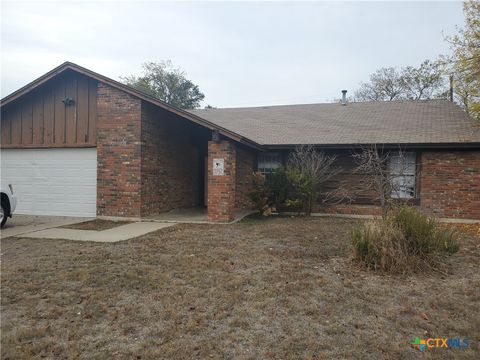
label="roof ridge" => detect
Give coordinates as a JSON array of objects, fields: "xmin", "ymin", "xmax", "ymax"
[{"xmin": 191, "ymin": 98, "xmax": 453, "ymax": 112}]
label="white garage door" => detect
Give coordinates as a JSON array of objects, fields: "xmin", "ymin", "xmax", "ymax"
[{"xmin": 0, "ymin": 148, "xmax": 97, "ymax": 217}]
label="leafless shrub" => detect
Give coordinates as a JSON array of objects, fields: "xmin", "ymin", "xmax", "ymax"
[
  {"xmin": 286, "ymin": 145, "xmax": 349, "ymax": 214},
  {"xmin": 352, "ymin": 145, "xmax": 410, "ymax": 215}
]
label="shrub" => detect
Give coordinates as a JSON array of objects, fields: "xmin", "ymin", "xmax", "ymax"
[
  {"xmin": 351, "ymin": 221, "xmax": 408, "ymax": 272},
  {"xmin": 286, "ymin": 146, "xmax": 341, "ymax": 215},
  {"xmin": 389, "ymin": 207, "xmax": 459, "ymax": 255},
  {"xmin": 249, "ymin": 146, "xmax": 345, "ymax": 216},
  {"xmin": 352, "ymin": 206, "xmax": 459, "ymax": 273},
  {"xmin": 249, "ymin": 169, "xmax": 290, "ymax": 216},
  {"xmin": 250, "ymin": 172, "xmax": 273, "ymax": 216},
  {"xmin": 268, "ymin": 167, "xmax": 290, "ymax": 209}
]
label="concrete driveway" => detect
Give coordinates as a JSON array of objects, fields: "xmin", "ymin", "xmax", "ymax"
[
  {"xmin": 1, "ymin": 215, "xmax": 175, "ymax": 242},
  {"xmin": 0, "ymin": 215, "xmax": 89, "ymax": 239}
]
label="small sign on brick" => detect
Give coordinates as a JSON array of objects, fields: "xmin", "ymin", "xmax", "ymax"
[{"xmin": 213, "ymin": 158, "xmax": 225, "ymax": 176}]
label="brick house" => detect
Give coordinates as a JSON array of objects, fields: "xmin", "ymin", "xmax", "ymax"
[{"xmin": 1, "ymin": 62, "xmax": 479, "ymax": 221}]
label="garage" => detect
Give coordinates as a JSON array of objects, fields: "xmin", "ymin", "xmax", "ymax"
[
  {"xmin": 0, "ymin": 69, "xmax": 99, "ymax": 217},
  {"xmin": 1, "ymin": 148, "xmax": 97, "ymax": 217}
]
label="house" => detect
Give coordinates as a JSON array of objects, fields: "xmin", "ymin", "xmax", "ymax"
[{"xmin": 1, "ymin": 62, "xmax": 479, "ymax": 221}]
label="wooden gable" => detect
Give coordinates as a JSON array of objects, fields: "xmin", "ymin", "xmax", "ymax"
[{"xmin": 1, "ymin": 69, "xmax": 97, "ymax": 148}]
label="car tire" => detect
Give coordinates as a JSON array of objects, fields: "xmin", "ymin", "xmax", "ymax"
[{"xmin": 1, "ymin": 202, "xmax": 7, "ymax": 228}]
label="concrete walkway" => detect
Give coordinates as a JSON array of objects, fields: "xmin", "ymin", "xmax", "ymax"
[
  {"xmin": 1, "ymin": 215, "xmax": 91, "ymax": 239},
  {"xmin": 19, "ymin": 222, "xmax": 174, "ymax": 242}
]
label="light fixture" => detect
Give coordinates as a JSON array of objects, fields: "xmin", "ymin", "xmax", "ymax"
[{"xmin": 62, "ymin": 97, "xmax": 75, "ymax": 106}]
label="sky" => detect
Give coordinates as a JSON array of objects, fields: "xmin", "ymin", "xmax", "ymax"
[{"xmin": 1, "ymin": 0, "xmax": 466, "ymax": 108}]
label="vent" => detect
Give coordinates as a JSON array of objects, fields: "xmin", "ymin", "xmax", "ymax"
[{"xmin": 341, "ymin": 90, "xmax": 347, "ymax": 105}]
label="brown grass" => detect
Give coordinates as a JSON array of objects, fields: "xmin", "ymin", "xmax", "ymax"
[
  {"xmin": 60, "ymin": 219, "xmax": 131, "ymax": 231},
  {"xmin": 1, "ymin": 217, "xmax": 479, "ymax": 359}
]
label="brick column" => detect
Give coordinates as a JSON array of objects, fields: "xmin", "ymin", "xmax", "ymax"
[
  {"xmin": 96, "ymin": 82, "xmax": 142, "ymax": 218},
  {"xmin": 207, "ymin": 140, "xmax": 236, "ymax": 222}
]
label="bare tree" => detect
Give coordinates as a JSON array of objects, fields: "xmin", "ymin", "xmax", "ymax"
[
  {"xmin": 400, "ymin": 60, "xmax": 445, "ymax": 100},
  {"xmin": 355, "ymin": 67, "xmax": 404, "ymax": 102},
  {"xmin": 286, "ymin": 145, "xmax": 345, "ymax": 215},
  {"xmin": 355, "ymin": 61, "xmax": 447, "ymax": 102},
  {"xmin": 352, "ymin": 145, "xmax": 410, "ymax": 215}
]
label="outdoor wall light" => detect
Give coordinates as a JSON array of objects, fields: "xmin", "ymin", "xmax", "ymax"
[{"xmin": 62, "ymin": 97, "xmax": 75, "ymax": 106}]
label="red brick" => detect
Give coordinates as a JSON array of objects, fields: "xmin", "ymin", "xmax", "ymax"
[
  {"xmin": 420, "ymin": 151, "xmax": 480, "ymax": 219},
  {"xmin": 207, "ymin": 140, "xmax": 236, "ymax": 222}
]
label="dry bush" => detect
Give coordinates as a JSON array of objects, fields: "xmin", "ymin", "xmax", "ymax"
[
  {"xmin": 351, "ymin": 206, "xmax": 459, "ymax": 273},
  {"xmin": 391, "ymin": 206, "xmax": 459, "ymax": 254},
  {"xmin": 286, "ymin": 145, "xmax": 343, "ymax": 214},
  {"xmin": 352, "ymin": 145, "xmax": 414, "ymax": 216}
]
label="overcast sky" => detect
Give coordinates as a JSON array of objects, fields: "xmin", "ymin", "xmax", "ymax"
[{"xmin": 1, "ymin": 0, "xmax": 465, "ymax": 108}]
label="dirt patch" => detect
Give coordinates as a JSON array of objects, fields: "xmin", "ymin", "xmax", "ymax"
[
  {"xmin": 1, "ymin": 217, "xmax": 479, "ymax": 359},
  {"xmin": 60, "ymin": 219, "xmax": 131, "ymax": 231}
]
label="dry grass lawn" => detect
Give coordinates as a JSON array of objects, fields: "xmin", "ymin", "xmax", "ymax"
[
  {"xmin": 1, "ymin": 217, "xmax": 479, "ymax": 359},
  {"xmin": 60, "ymin": 219, "xmax": 131, "ymax": 231}
]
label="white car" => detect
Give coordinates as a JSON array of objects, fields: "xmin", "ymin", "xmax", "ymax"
[{"xmin": 1, "ymin": 182, "xmax": 17, "ymax": 228}]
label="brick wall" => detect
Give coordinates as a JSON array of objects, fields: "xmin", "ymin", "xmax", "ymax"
[
  {"xmin": 95, "ymin": 85, "xmax": 480, "ymax": 221},
  {"xmin": 207, "ymin": 140, "xmax": 236, "ymax": 222},
  {"xmin": 140, "ymin": 102, "xmax": 200, "ymax": 216},
  {"xmin": 235, "ymin": 145, "xmax": 255, "ymax": 209},
  {"xmin": 420, "ymin": 151, "xmax": 480, "ymax": 219},
  {"xmin": 96, "ymin": 82, "xmax": 142, "ymax": 217}
]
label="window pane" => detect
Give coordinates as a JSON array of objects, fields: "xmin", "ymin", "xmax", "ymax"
[
  {"xmin": 389, "ymin": 152, "xmax": 416, "ymax": 199},
  {"xmin": 389, "ymin": 152, "xmax": 416, "ymax": 175},
  {"xmin": 391, "ymin": 175, "xmax": 415, "ymax": 199},
  {"xmin": 258, "ymin": 153, "xmax": 281, "ymax": 174}
]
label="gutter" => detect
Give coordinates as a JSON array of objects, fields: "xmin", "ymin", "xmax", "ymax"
[{"xmin": 262, "ymin": 142, "xmax": 480, "ymax": 150}]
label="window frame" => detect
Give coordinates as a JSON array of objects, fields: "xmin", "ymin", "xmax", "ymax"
[
  {"xmin": 256, "ymin": 152, "xmax": 283, "ymax": 175},
  {"xmin": 389, "ymin": 151, "xmax": 418, "ymax": 200}
]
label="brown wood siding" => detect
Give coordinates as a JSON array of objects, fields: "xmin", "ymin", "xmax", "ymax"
[
  {"xmin": 87, "ymin": 78, "xmax": 97, "ymax": 144},
  {"xmin": 1, "ymin": 70, "xmax": 97, "ymax": 148},
  {"xmin": 1, "ymin": 107, "xmax": 11, "ymax": 144},
  {"xmin": 11, "ymin": 105, "xmax": 22, "ymax": 144},
  {"xmin": 43, "ymin": 87, "xmax": 54, "ymax": 145},
  {"xmin": 53, "ymin": 76, "xmax": 65, "ymax": 144},
  {"xmin": 65, "ymin": 74, "xmax": 77, "ymax": 144},
  {"xmin": 21, "ymin": 97, "xmax": 33, "ymax": 144},
  {"xmin": 76, "ymin": 76, "xmax": 88, "ymax": 143},
  {"xmin": 32, "ymin": 95, "xmax": 43, "ymax": 144}
]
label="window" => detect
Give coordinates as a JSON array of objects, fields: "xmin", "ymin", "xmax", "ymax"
[
  {"xmin": 257, "ymin": 152, "xmax": 282, "ymax": 175},
  {"xmin": 389, "ymin": 152, "xmax": 416, "ymax": 199}
]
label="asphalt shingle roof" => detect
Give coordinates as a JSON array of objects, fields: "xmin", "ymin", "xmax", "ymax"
[{"xmin": 189, "ymin": 100, "xmax": 480, "ymax": 146}]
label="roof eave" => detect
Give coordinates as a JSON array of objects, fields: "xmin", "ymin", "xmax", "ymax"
[{"xmin": 262, "ymin": 142, "xmax": 480, "ymax": 150}]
